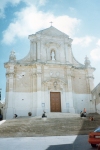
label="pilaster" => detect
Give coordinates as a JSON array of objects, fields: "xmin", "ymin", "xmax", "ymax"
[
  {"xmin": 67, "ymin": 44, "xmax": 72, "ymax": 64},
  {"xmin": 5, "ymin": 64, "xmax": 15, "ymax": 119},
  {"xmin": 36, "ymin": 65, "xmax": 42, "ymax": 115},
  {"xmin": 67, "ymin": 67, "xmax": 75, "ymax": 113},
  {"xmin": 32, "ymin": 73, "xmax": 37, "ymax": 116},
  {"xmin": 86, "ymin": 68, "xmax": 95, "ymax": 91},
  {"xmin": 65, "ymin": 42, "xmax": 69, "ymax": 63},
  {"xmin": 37, "ymin": 40, "xmax": 41, "ymax": 61},
  {"xmin": 30, "ymin": 42, "xmax": 36, "ymax": 61}
]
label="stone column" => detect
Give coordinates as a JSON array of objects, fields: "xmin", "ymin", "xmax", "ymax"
[
  {"xmin": 67, "ymin": 67, "xmax": 75, "ymax": 113},
  {"xmin": 65, "ymin": 43, "xmax": 72, "ymax": 64},
  {"xmin": 67, "ymin": 44, "xmax": 72, "ymax": 64},
  {"xmin": 65, "ymin": 42, "xmax": 69, "ymax": 63},
  {"xmin": 30, "ymin": 42, "xmax": 36, "ymax": 61},
  {"xmin": 36, "ymin": 65, "xmax": 42, "ymax": 115},
  {"xmin": 5, "ymin": 64, "xmax": 15, "ymax": 119},
  {"xmin": 36, "ymin": 41, "xmax": 41, "ymax": 61},
  {"xmin": 44, "ymin": 84, "xmax": 49, "ymax": 112},
  {"xmin": 30, "ymin": 71, "xmax": 37, "ymax": 116},
  {"xmin": 86, "ymin": 69, "xmax": 94, "ymax": 91},
  {"xmin": 88, "ymin": 76, "xmax": 94, "ymax": 91},
  {"xmin": 86, "ymin": 68, "xmax": 95, "ymax": 113},
  {"xmin": 29, "ymin": 71, "xmax": 33, "ymax": 114}
]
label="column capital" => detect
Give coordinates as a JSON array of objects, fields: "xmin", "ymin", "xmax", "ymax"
[{"xmin": 6, "ymin": 73, "xmax": 14, "ymax": 78}]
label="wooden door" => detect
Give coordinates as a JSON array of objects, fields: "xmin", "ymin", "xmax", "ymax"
[{"xmin": 50, "ymin": 92, "xmax": 61, "ymax": 112}]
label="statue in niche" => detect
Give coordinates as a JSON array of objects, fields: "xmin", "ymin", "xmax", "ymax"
[{"xmin": 51, "ymin": 51, "xmax": 55, "ymax": 60}]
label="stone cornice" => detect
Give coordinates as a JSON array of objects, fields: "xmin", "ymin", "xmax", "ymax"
[{"xmin": 87, "ymin": 75, "xmax": 94, "ymax": 79}]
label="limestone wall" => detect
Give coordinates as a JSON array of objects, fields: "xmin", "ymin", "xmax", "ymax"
[{"xmin": 92, "ymin": 83, "xmax": 100, "ymax": 113}]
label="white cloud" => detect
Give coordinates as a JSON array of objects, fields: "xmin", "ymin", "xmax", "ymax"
[
  {"xmin": 90, "ymin": 38, "xmax": 100, "ymax": 61},
  {"xmin": 2, "ymin": 5, "xmax": 80, "ymax": 45},
  {"xmin": 0, "ymin": 0, "xmax": 47, "ymax": 18},
  {"xmin": 73, "ymin": 36, "xmax": 94, "ymax": 47},
  {"xmin": 96, "ymin": 39, "xmax": 100, "ymax": 46},
  {"xmin": 39, "ymin": 0, "xmax": 47, "ymax": 5},
  {"xmin": 90, "ymin": 47, "xmax": 100, "ymax": 61},
  {"xmin": 53, "ymin": 16, "xmax": 80, "ymax": 36},
  {"xmin": 0, "ymin": 0, "xmax": 21, "ymax": 18}
]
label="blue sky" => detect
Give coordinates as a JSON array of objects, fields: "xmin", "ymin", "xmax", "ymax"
[{"xmin": 0, "ymin": 0, "xmax": 100, "ymax": 101}]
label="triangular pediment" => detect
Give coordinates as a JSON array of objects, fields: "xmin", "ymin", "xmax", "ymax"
[{"xmin": 36, "ymin": 26, "xmax": 68, "ymax": 37}]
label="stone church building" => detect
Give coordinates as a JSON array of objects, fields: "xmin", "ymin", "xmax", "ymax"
[{"xmin": 4, "ymin": 26, "xmax": 96, "ymax": 119}]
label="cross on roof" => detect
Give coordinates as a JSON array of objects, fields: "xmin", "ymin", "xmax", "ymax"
[{"xmin": 50, "ymin": 21, "xmax": 53, "ymax": 26}]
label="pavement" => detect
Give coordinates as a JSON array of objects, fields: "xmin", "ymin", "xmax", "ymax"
[{"xmin": 0, "ymin": 135, "xmax": 97, "ymax": 150}]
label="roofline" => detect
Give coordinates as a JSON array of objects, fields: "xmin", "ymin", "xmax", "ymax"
[{"xmin": 92, "ymin": 82, "xmax": 100, "ymax": 93}]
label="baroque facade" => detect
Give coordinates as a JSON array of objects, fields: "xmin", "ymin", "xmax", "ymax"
[{"xmin": 4, "ymin": 26, "xmax": 96, "ymax": 119}]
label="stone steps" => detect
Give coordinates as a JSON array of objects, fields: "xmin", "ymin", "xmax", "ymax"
[
  {"xmin": 0, "ymin": 113, "xmax": 99, "ymax": 137},
  {"xmin": 35, "ymin": 112, "xmax": 80, "ymax": 118},
  {"xmin": 46, "ymin": 112, "xmax": 80, "ymax": 118}
]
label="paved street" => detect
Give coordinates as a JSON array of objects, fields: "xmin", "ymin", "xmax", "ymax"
[{"xmin": 0, "ymin": 135, "xmax": 97, "ymax": 150}]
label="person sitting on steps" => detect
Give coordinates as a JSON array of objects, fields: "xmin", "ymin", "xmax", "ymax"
[
  {"xmin": 80, "ymin": 111, "xmax": 86, "ymax": 117},
  {"xmin": 0, "ymin": 114, "xmax": 3, "ymax": 121},
  {"xmin": 14, "ymin": 114, "xmax": 18, "ymax": 118},
  {"xmin": 42, "ymin": 110, "xmax": 47, "ymax": 118}
]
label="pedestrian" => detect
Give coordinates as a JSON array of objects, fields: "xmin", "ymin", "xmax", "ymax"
[
  {"xmin": 42, "ymin": 110, "xmax": 47, "ymax": 118},
  {"xmin": 83, "ymin": 108, "xmax": 86, "ymax": 113},
  {"xmin": 14, "ymin": 114, "xmax": 17, "ymax": 118},
  {"xmin": 83, "ymin": 112, "xmax": 86, "ymax": 117}
]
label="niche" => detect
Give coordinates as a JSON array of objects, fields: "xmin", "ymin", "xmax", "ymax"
[{"xmin": 51, "ymin": 50, "xmax": 56, "ymax": 60}]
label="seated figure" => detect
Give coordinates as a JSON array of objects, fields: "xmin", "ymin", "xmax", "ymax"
[
  {"xmin": 42, "ymin": 111, "xmax": 47, "ymax": 118},
  {"xmin": 0, "ymin": 114, "xmax": 3, "ymax": 121},
  {"xmin": 14, "ymin": 114, "xmax": 17, "ymax": 118},
  {"xmin": 83, "ymin": 112, "xmax": 86, "ymax": 117}
]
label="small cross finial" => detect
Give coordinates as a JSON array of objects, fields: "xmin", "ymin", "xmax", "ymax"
[{"xmin": 50, "ymin": 21, "xmax": 53, "ymax": 26}]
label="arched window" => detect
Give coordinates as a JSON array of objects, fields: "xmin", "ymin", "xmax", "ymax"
[{"xmin": 51, "ymin": 50, "xmax": 55, "ymax": 60}]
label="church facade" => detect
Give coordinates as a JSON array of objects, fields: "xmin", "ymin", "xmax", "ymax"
[{"xmin": 4, "ymin": 26, "xmax": 95, "ymax": 119}]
